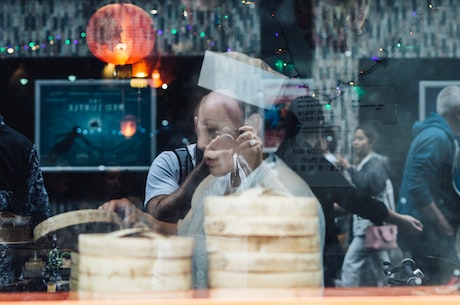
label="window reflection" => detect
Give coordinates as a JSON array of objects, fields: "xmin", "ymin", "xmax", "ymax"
[{"xmin": 0, "ymin": 0, "xmax": 459, "ymax": 301}]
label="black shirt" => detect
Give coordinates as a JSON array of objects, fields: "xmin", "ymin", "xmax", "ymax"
[
  {"xmin": 0, "ymin": 116, "xmax": 50, "ymax": 227},
  {"xmin": 276, "ymin": 133, "xmax": 389, "ymax": 286}
]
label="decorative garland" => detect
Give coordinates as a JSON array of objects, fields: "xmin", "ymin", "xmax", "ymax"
[{"xmin": 269, "ymin": 2, "xmax": 436, "ymax": 105}]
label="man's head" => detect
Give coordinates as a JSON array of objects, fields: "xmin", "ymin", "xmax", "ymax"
[
  {"xmin": 284, "ymin": 96, "xmax": 325, "ymax": 139},
  {"xmin": 194, "ymin": 90, "xmax": 245, "ymax": 151},
  {"xmin": 436, "ymin": 85, "xmax": 460, "ymax": 133}
]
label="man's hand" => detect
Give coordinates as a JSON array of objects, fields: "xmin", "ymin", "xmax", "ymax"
[
  {"xmin": 99, "ymin": 198, "xmax": 146, "ymax": 229},
  {"xmin": 397, "ymin": 213, "xmax": 424, "ymax": 235},
  {"xmin": 99, "ymin": 198, "xmax": 178, "ymax": 235},
  {"xmin": 235, "ymin": 125, "xmax": 263, "ymax": 171}
]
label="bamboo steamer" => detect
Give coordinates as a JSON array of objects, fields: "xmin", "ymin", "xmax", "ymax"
[
  {"xmin": 208, "ymin": 252, "xmax": 321, "ymax": 272},
  {"xmin": 205, "ymin": 216, "xmax": 319, "ymax": 237},
  {"xmin": 76, "ymin": 228, "xmax": 194, "ymax": 293},
  {"xmin": 208, "ymin": 270, "xmax": 323, "ymax": 288},
  {"xmin": 33, "ymin": 209, "xmax": 122, "ymax": 250},
  {"xmin": 206, "ymin": 235, "xmax": 320, "ymax": 253},
  {"xmin": 78, "ymin": 272, "xmax": 192, "ymax": 292},
  {"xmin": 69, "ymin": 252, "xmax": 79, "ymax": 291},
  {"xmin": 204, "ymin": 187, "xmax": 323, "ymax": 290},
  {"xmin": 205, "ymin": 193, "xmax": 319, "ymax": 217}
]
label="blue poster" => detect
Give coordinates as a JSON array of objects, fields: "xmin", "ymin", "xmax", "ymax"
[{"xmin": 35, "ymin": 80, "xmax": 156, "ymax": 171}]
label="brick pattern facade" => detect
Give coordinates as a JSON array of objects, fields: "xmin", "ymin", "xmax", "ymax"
[
  {"xmin": 0, "ymin": 0, "xmax": 260, "ymax": 58},
  {"xmin": 311, "ymin": 0, "xmax": 460, "ymax": 151}
]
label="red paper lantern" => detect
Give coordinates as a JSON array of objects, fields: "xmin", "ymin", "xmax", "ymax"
[{"xmin": 86, "ymin": 3, "xmax": 156, "ymax": 66}]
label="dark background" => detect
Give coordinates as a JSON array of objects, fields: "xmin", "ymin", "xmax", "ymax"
[
  {"xmin": 0, "ymin": 56, "xmax": 207, "ymax": 213},
  {"xmin": 0, "ymin": 56, "xmax": 207, "ymax": 147},
  {"xmin": 0, "ymin": 0, "xmax": 314, "ymax": 213},
  {"xmin": 2, "ymin": 56, "xmax": 460, "ymax": 211}
]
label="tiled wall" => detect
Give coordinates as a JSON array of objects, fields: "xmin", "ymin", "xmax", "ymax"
[
  {"xmin": 311, "ymin": 0, "xmax": 460, "ymax": 150},
  {"xmin": 312, "ymin": 0, "xmax": 460, "ymax": 86},
  {"xmin": 3, "ymin": 0, "xmax": 459, "ymax": 148},
  {"xmin": 3, "ymin": 1, "xmax": 458, "ymax": 77},
  {"xmin": 0, "ymin": 0, "xmax": 260, "ymax": 58}
]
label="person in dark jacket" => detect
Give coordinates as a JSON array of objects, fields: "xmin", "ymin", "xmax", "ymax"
[
  {"xmin": 275, "ymin": 96, "xmax": 423, "ymax": 287},
  {"xmin": 397, "ymin": 85, "xmax": 460, "ymax": 285},
  {"xmin": 0, "ymin": 115, "xmax": 50, "ymax": 288}
]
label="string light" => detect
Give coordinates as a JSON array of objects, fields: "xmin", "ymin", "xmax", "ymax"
[
  {"xmin": 269, "ymin": 2, "xmax": 431, "ymax": 105},
  {"xmin": 0, "ymin": 32, "xmax": 86, "ymax": 55},
  {"xmin": 1, "ymin": 2, "xmax": 251, "ymax": 57}
]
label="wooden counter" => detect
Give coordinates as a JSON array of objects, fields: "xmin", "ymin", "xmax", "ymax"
[{"xmin": 0, "ymin": 286, "xmax": 459, "ymax": 305}]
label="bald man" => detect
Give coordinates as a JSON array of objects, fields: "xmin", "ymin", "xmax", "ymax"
[{"xmin": 144, "ymin": 90, "xmax": 262, "ymax": 222}]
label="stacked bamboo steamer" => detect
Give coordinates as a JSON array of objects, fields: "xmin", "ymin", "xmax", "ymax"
[
  {"xmin": 34, "ymin": 209, "xmax": 122, "ymax": 251},
  {"xmin": 74, "ymin": 227, "xmax": 194, "ymax": 294},
  {"xmin": 33, "ymin": 209, "xmax": 122, "ymax": 291},
  {"xmin": 204, "ymin": 187, "xmax": 322, "ymax": 289}
]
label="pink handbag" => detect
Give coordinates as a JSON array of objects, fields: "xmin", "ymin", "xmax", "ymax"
[{"xmin": 364, "ymin": 224, "xmax": 398, "ymax": 250}]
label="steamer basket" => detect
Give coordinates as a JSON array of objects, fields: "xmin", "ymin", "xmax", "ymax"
[
  {"xmin": 33, "ymin": 209, "xmax": 122, "ymax": 251},
  {"xmin": 204, "ymin": 187, "xmax": 323, "ymax": 290},
  {"xmin": 76, "ymin": 228, "xmax": 194, "ymax": 293}
]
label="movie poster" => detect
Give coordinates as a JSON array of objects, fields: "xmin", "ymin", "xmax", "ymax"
[{"xmin": 35, "ymin": 80, "xmax": 155, "ymax": 171}]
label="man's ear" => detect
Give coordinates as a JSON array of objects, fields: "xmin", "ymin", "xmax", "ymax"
[{"xmin": 455, "ymin": 107, "xmax": 460, "ymax": 121}]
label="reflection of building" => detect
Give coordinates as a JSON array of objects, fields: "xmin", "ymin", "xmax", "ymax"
[
  {"xmin": 3, "ymin": 1, "xmax": 261, "ymax": 58},
  {"xmin": 1, "ymin": 0, "xmax": 460, "ymax": 298}
]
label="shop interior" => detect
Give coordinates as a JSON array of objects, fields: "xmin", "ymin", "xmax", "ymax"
[{"xmin": 1, "ymin": 0, "xmax": 460, "ymax": 303}]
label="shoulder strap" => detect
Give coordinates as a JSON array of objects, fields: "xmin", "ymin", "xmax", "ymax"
[{"xmin": 172, "ymin": 147, "xmax": 194, "ymax": 185}]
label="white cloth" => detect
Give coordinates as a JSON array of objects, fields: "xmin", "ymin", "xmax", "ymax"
[{"xmin": 177, "ymin": 154, "xmax": 326, "ymax": 289}]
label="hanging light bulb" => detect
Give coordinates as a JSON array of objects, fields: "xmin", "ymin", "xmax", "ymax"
[
  {"xmin": 120, "ymin": 114, "xmax": 137, "ymax": 137},
  {"xmin": 151, "ymin": 69, "xmax": 163, "ymax": 88}
]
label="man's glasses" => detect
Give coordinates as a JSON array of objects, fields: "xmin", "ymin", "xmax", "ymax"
[
  {"xmin": 207, "ymin": 127, "xmax": 240, "ymax": 150},
  {"xmin": 208, "ymin": 127, "xmax": 240, "ymax": 140}
]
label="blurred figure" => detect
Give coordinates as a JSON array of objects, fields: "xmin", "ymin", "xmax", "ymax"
[
  {"xmin": 178, "ymin": 123, "xmax": 325, "ymax": 289},
  {"xmin": 0, "ymin": 115, "xmax": 50, "ymax": 288},
  {"xmin": 397, "ymin": 85, "xmax": 460, "ymax": 285},
  {"xmin": 44, "ymin": 172, "xmax": 75, "ymax": 215},
  {"xmin": 337, "ymin": 124, "xmax": 396, "ymax": 287},
  {"xmin": 99, "ymin": 171, "xmax": 142, "ymax": 209},
  {"xmin": 322, "ymin": 125, "xmax": 340, "ymax": 164},
  {"xmin": 321, "ymin": 125, "xmax": 351, "ymax": 182},
  {"xmin": 144, "ymin": 90, "xmax": 262, "ymax": 222},
  {"xmin": 100, "ymin": 97, "xmax": 326, "ymax": 289},
  {"xmin": 275, "ymin": 96, "xmax": 423, "ymax": 287},
  {"xmin": 320, "ymin": 125, "xmax": 352, "ymax": 257},
  {"xmin": 101, "ymin": 123, "xmax": 325, "ymax": 289},
  {"xmin": 88, "ymin": 169, "xmax": 145, "ymax": 209}
]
